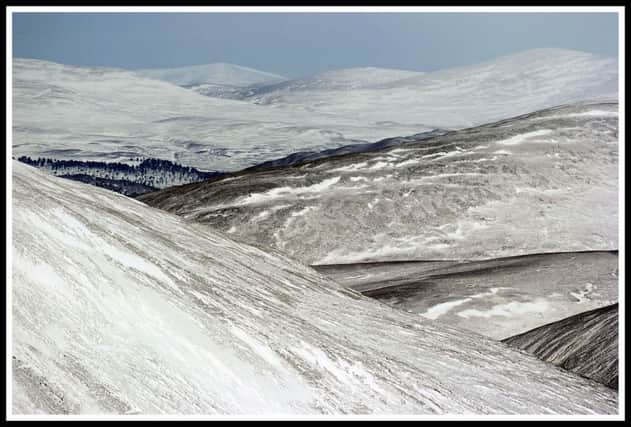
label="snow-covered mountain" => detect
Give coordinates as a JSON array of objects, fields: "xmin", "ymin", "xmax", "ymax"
[
  {"xmin": 245, "ymin": 66, "xmax": 424, "ymax": 94},
  {"xmin": 135, "ymin": 62, "xmax": 286, "ymax": 88},
  {"xmin": 13, "ymin": 48, "xmax": 618, "ymax": 172},
  {"xmin": 504, "ymin": 304, "xmax": 618, "ymax": 389},
  {"xmin": 245, "ymin": 49, "xmax": 617, "ymax": 129},
  {"xmin": 12, "ymin": 58, "xmax": 387, "ymax": 171},
  {"xmin": 186, "ymin": 66, "xmax": 424, "ymax": 100},
  {"xmin": 11, "ymin": 162, "xmax": 618, "ymax": 415},
  {"xmin": 140, "ymin": 102, "xmax": 619, "ymax": 265}
]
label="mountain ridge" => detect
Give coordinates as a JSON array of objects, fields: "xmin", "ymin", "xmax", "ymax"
[
  {"xmin": 136, "ymin": 62, "xmax": 286, "ymax": 87},
  {"xmin": 139, "ymin": 101, "xmax": 618, "ymax": 265},
  {"xmin": 13, "ymin": 48, "xmax": 618, "ymax": 172}
]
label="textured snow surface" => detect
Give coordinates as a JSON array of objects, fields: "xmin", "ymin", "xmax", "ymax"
[
  {"xmin": 315, "ymin": 252, "xmax": 618, "ymax": 341},
  {"xmin": 503, "ymin": 304, "xmax": 618, "ymax": 389},
  {"xmin": 140, "ymin": 102, "xmax": 619, "ymax": 265},
  {"xmin": 184, "ymin": 66, "xmax": 425, "ymax": 100},
  {"xmin": 246, "ymin": 66, "xmax": 424, "ymax": 93},
  {"xmin": 12, "ymin": 163, "xmax": 617, "ymax": 415},
  {"xmin": 13, "ymin": 48, "xmax": 617, "ymax": 171},
  {"xmin": 245, "ymin": 49, "xmax": 617, "ymax": 128},
  {"xmin": 12, "ymin": 59, "xmax": 400, "ymax": 172}
]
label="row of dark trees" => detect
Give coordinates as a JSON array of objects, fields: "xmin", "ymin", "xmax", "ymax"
[{"xmin": 17, "ymin": 156, "xmax": 220, "ymax": 179}]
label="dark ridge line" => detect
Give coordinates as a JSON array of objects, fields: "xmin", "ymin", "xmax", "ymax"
[
  {"xmin": 139, "ymin": 100, "xmax": 618, "ymax": 201},
  {"xmin": 59, "ymin": 174, "xmax": 158, "ymax": 198},
  {"xmin": 501, "ymin": 303, "xmax": 619, "ymax": 344},
  {"xmin": 241, "ymin": 128, "xmax": 448, "ymax": 173},
  {"xmin": 310, "ymin": 249, "xmax": 619, "ymax": 268},
  {"xmin": 501, "ymin": 303, "xmax": 619, "ymax": 390}
]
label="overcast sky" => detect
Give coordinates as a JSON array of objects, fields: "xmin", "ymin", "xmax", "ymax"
[{"xmin": 13, "ymin": 12, "xmax": 619, "ymax": 77}]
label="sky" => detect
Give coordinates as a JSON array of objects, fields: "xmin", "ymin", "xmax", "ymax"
[{"xmin": 12, "ymin": 12, "xmax": 619, "ymax": 77}]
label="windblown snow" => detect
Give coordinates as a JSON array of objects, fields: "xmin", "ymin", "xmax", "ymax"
[
  {"xmin": 140, "ymin": 102, "xmax": 619, "ymax": 265},
  {"xmin": 12, "ymin": 163, "xmax": 617, "ymax": 415},
  {"xmin": 13, "ymin": 48, "xmax": 617, "ymax": 171},
  {"xmin": 245, "ymin": 49, "xmax": 617, "ymax": 129}
]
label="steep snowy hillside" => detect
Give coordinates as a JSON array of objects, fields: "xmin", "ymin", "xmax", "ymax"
[
  {"xmin": 140, "ymin": 102, "xmax": 619, "ymax": 265},
  {"xmin": 136, "ymin": 62, "xmax": 285, "ymax": 87},
  {"xmin": 245, "ymin": 49, "xmax": 618, "ymax": 128},
  {"xmin": 315, "ymin": 252, "xmax": 618, "ymax": 340},
  {"xmin": 11, "ymin": 163, "xmax": 618, "ymax": 415},
  {"xmin": 13, "ymin": 49, "xmax": 617, "ymax": 172},
  {"xmin": 504, "ymin": 304, "xmax": 618, "ymax": 389}
]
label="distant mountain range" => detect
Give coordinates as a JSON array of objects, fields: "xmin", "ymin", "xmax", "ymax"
[
  {"xmin": 184, "ymin": 66, "xmax": 425, "ymax": 100},
  {"xmin": 13, "ymin": 48, "xmax": 618, "ymax": 172},
  {"xmin": 136, "ymin": 62, "xmax": 285, "ymax": 87}
]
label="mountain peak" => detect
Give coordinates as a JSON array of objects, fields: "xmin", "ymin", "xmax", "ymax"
[
  {"xmin": 486, "ymin": 47, "xmax": 616, "ymax": 65},
  {"xmin": 136, "ymin": 62, "xmax": 285, "ymax": 87}
]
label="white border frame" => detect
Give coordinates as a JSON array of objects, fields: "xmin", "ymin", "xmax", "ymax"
[{"xmin": 5, "ymin": 5, "xmax": 626, "ymax": 421}]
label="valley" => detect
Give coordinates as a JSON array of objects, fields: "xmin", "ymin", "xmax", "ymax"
[{"xmin": 11, "ymin": 163, "xmax": 619, "ymax": 414}]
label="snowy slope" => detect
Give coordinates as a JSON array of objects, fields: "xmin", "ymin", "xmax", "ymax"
[
  {"xmin": 314, "ymin": 252, "xmax": 618, "ymax": 341},
  {"xmin": 11, "ymin": 162, "xmax": 618, "ymax": 415},
  {"xmin": 244, "ymin": 129, "xmax": 448, "ymax": 172},
  {"xmin": 504, "ymin": 304, "xmax": 618, "ymax": 389},
  {"xmin": 136, "ymin": 62, "xmax": 285, "ymax": 87},
  {"xmin": 187, "ymin": 67, "xmax": 424, "ymax": 100},
  {"xmin": 247, "ymin": 66, "xmax": 424, "ymax": 93},
  {"xmin": 12, "ymin": 58, "xmax": 404, "ymax": 171},
  {"xmin": 13, "ymin": 49, "xmax": 617, "ymax": 172},
  {"xmin": 246, "ymin": 49, "xmax": 618, "ymax": 129},
  {"xmin": 140, "ymin": 102, "xmax": 619, "ymax": 265}
]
